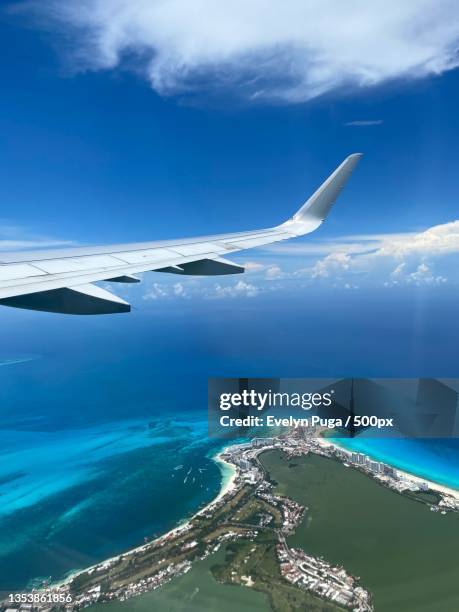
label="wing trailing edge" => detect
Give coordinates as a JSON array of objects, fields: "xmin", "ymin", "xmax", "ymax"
[
  {"xmin": 157, "ymin": 256, "xmax": 244, "ymax": 276},
  {"xmin": 0, "ymin": 283, "xmax": 130, "ymax": 315},
  {"xmin": 0, "ymin": 153, "xmax": 362, "ymax": 315}
]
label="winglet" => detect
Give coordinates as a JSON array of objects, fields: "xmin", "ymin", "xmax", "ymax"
[{"xmin": 280, "ymin": 153, "xmax": 362, "ymax": 236}]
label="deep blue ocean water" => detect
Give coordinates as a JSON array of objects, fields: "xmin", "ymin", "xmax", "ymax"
[{"xmin": 1, "ymin": 287, "xmax": 459, "ymax": 589}]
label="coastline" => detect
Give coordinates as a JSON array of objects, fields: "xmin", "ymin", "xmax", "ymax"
[
  {"xmin": 205, "ymin": 448, "xmax": 238, "ymax": 507},
  {"xmin": 318, "ymin": 437, "xmax": 459, "ymax": 502},
  {"xmin": 55, "ymin": 446, "xmax": 238, "ymax": 588},
  {"xmin": 54, "ymin": 435, "xmax": 458, "ymax": 591}
]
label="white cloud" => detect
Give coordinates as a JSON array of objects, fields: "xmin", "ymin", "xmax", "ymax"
[
  {"xmin": 299, "ymin": 220, "xmax": 459, "ymax": 287},
  {"xmin": 268, "ymin": 222, "xmax": 459, "ymax": 261},
  {"xmin": 262, "ymin": 233, "xmax": 416, "ymax": 257},
  {"xmin": 310, "ymin": 251, "xmax": 352, "ymax": 278},
  {"xmin": 142, "ymin": 280, "xmax": 194, "ymax": 300},
  {"xmin": 407, "ymin": 263, "xmax": 447, "ymax": 285},
  {"xmin": 265, "ymin": 264, "xmax": 284, "ymax": 279},
  {"xmin": 390, "ymin": 262, "xmax": 406, "ymax": 279},
  {"xmin": 173, "ymin": 282, "xmax": 188, "ymax": 297},
  {"xmin": 22, "ymin": 0, "xmax": 459, "ymax": 102},
  {"xmin": 211, "ymin": 279, "xmax": 259, "ymax": 299},
  {"xmin": 386, "ymin": 262, "xmax": 447, "ymax": 286},
  {"xmin": 243, "ymin": 260, "xmax": 265, "ymax": 272},
  {"xmin": 142, "ymin": 282, "xmax": 169, "ymax": 300},
  {"xmin": 377, "ymin": 221, "xmax": 459, "ymax": 257},
  {"xmin": 141, "ymin": 276, "xmax": 260, "ymax": 301}
]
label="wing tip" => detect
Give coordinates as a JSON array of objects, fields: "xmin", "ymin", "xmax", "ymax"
[
  {"xmin": 280, "ymin": 153, "xmax": 363, "ymax": 235},
  {"xmin": 344, "ymin": 152, "xmax": 363, "ymax": 166}
]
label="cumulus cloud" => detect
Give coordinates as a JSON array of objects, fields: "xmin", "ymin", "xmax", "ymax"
[
  {"xmin": 142, "ymin": 280, "xmax": 193, "ymax": 300},
  {"xmin": 265, "ymin": 265, "xmax": 284, "ymax": 279},
  {"xmin": 211, "ymin": 279, "xmax": 259, "ymax": 299},
  {"xmin": 407, "ymin": 263, "xmax": 447, "ymax": 285},
  {"xmin": 141, "ymin": 276, "xmax": 261, "ymax": 301},
  {"xmin": 142, "ymin": 282, "xmax": 169, "ymax": 300},
  {"xmin": 297, "ymin": 220, "xmax": 459, "ymax": 287},
  {"xmin": 173, "ymin": 282, "xmax": 188, "ymax": 297},
  {"xmin": 377, "ymin": 220, "xmax": 459, "ymax": 257},
  {"xmin": 20, "ymin": 0, "xmax": 459, "ymax": 102},
  {"xmin": 310, "ymin": 251, "xmax": 352, "ymax": 279},
  {"xmin": 386, "ymin": 262, "xmax": 447, "ymax": 286}
]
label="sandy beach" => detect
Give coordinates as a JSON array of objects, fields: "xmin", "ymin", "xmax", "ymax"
[
  {"xmin": 318, "ymin": 436, "xmax": 459, "ymax": 502},
  {"xmin": 200, "ymin": 449, "xmax": 238, "ymax": 509}
]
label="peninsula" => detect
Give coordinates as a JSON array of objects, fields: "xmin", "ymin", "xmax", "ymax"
[{"xmin": 3, "ymin": 429, "xmax": 459, "ymax": 612}]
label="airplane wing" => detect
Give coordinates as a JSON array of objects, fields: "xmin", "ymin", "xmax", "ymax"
[{"xmin": 0, "ymin": 153, "xmax": 362, "ymax": 315}]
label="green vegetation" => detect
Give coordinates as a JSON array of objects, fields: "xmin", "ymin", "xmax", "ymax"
[
  {"xmin": 212, "ymin": 537, "xmax": 342, "ymax": 612},
  {"xmin": 84, "ymin": 455, "xmax": 343, "ymax": 612},
  {"xmin": 93, "ymin": 537, "xmax": 342, "ymax": 612},
  {"xmin": 72, "ymin": 446, "xmax": 459, "ymax": 611},
  {"xmin": 69, "ymin": 487, "xmax": 257, "ymax": 597},
  {"xmin": 91, "ymin": 548, "xmax": 269, "ymax": 612},
  {"xmin": 260, "ymin": 450, "xmax": 459, "ymax": 612},
  {"xmin": 233, "ymin": 497, "xmax": 282, "ymax": 527},
  {"xmin": 403, "ymin": 489, "xmax": 442, "ymax": 505}
]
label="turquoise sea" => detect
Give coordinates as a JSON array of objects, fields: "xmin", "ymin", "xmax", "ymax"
[
  {"xmin": 335, "ymin": 437, "xmax": 459, "ymax": 490},
  {"xmin": 0, "ymin": 411, "xmax": 225, "ymax": 590},
  {"xmin": 1, "ymin": 408, "xmax": 458, "ymax": 591}
]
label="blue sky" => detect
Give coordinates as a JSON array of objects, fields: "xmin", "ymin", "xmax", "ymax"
[{"xmin": 1, "ymin": 2, "xmax": 459, "ymax": 304}]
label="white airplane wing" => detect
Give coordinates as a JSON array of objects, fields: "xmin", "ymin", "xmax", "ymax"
[{"xmin": 0, "ymin": 153, "xmax": 362, "ymax": 314}]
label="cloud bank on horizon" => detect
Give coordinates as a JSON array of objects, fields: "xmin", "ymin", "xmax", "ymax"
[
  {"xmin": 263, "ymin": 220, "xmax": 459, "ymax": 289},
  {"xmin": 138, "ymin": 220, "xmax": 459, "ymax": 301},
  {"xmin": 22, "ymin": 0, "xmax": 459, "ymax": 102}
]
